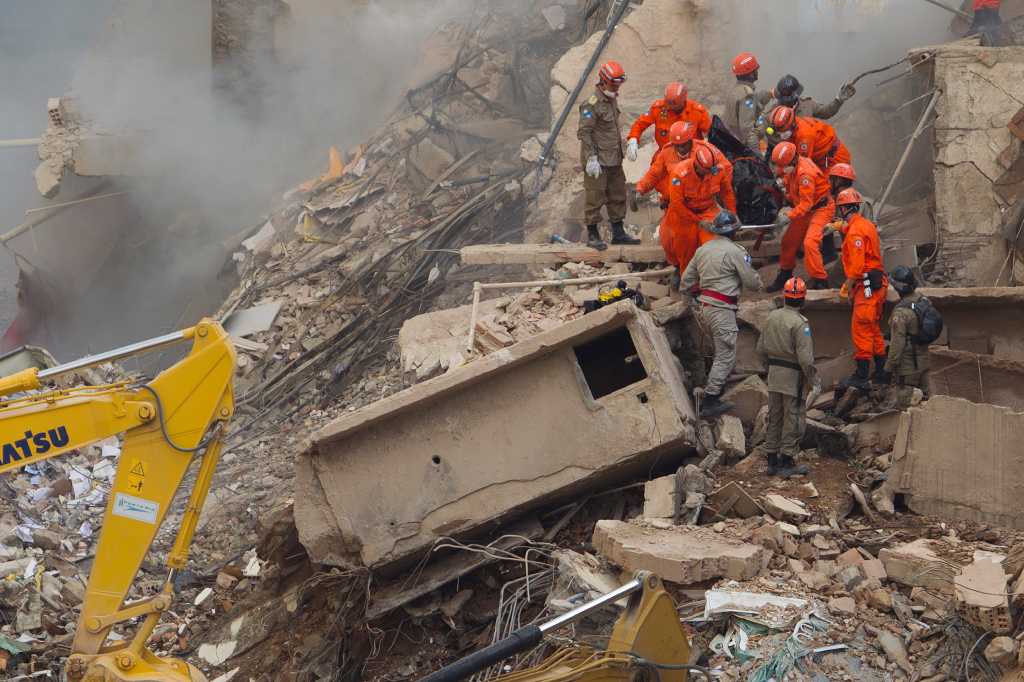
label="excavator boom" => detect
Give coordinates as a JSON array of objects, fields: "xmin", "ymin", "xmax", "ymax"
[{"xmin": 0, "ymin": 319, "xmax": 235, "ymax": 681}]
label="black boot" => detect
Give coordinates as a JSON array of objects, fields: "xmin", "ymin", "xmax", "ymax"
[
  {"xmin": 699, "ymin": 393, "xmax": 734, "ymax": 418},
  {"xmin": 586, "ymin": 224, "xmax": 607, "ymax": 251},
  {"xmin": 846, "ymin": 359, "xmax": 871, "ymax": 391},
  {"xmin": 810, "ymin": 278, "xmax": 831, "ymax": 290},
  {"xmin": 776, "ymin": 455, "xmax": 809, "ymax": 478},
  {"xmin": 873, "ymin": 355, "xmax": 891, "ymax": 385},
  {"xmin": 766, "ymin": 269, "xmax": 793, "ymax": 293},
  {"xmin": 766, "ymin": 452, "xmax": 780, "ymax": 476},
  {"xmin": 610, "ymin": 221, "xmax": 640, "ymax": 245}
]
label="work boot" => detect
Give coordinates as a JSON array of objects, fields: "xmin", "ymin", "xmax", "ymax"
[
  {"xmin": 610, "ymin": 221, "xmax": 640, "ymax": 245},
  {"xmin": 586, "ymin": 224, "xmax": 607, "ymax": 251},
  {"xmin": 699, "ymin": 393, "xmax": 734, "ymax": 418},
  {"xmin": 766, "ymin": 452, "xmax": 780, "ymax": 476},
  {"xmin": 766, "ymin": 269, "xmax": 793, "ymax": 293},
  {"xmin": 775, "ymin": 455, "xmax": 809, "ymax": 478},
  {"xmin": 846, "ymin": 359, "xmax": 871, "ymax": 391},
  {"xmin": 873, "ymin": 355, "xmax": 891, "ymax": 385},
  {"xmin": 810, "ymin": 278, "xmax": 831, "ymax": 290}
]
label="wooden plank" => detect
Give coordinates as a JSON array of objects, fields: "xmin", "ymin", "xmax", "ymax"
[{"xmin": 460, "ymin": 243, "xmax": 667, "ymax": 266}]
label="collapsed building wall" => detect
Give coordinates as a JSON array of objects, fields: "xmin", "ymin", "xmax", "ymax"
[
  {"xmin": 924, "ymin": 43, "xmax": 1024, "ymax": 285},
  {"xmin": 294, "ymin": 301, "xmax": 697, "ymax": 571}
]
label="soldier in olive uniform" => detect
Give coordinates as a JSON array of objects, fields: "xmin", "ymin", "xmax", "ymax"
[
  {"xmin": 681, "ymin": 211, "xmax": 764, "ymax": 418},
  {"xmin": 885, "ymin": 266, "xmax": 931, "ymax": 397},
  {"xmin": 725, "ymin": 52, "xmax": 773, "ymax": 153},
  {"xmin": 756, "ymin": 276, "xmax": 818, "ymax": 478},
  {"xmin": 759, "ymin": 74, "xmax": 855, "ymax": 143},
  {"xmin": 578, "ymin": 60, "xmax": 639, "ymax": 250}
]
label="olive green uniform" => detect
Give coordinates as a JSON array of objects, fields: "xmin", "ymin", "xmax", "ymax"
[
  {"xmin": 682, "ymin": 237, "xmax": 763, "ymax": 396},
  {"xmin": 578, "ymin": 87, "xmax": 627, "ymax": 225},
  {"xmin": 724, "ymin": 82, "xmax": 772, "ymax": 152},
  {"xmin": 756, "ymin": 306, "xmax": 816, "ymax": 457},
  {"xmin": 885, "ymin": 291, "xmax": 931, "ymax": 397}
]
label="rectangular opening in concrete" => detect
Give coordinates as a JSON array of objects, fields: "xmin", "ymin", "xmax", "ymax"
[{"xmin": 574, "ymin": 328, "xmax": 648, "ymax": 399}]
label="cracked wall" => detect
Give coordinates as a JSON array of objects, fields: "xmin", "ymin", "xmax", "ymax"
[{"xmin": 931, "ymin": 44, "xmax": 1024, "ymax": 285}]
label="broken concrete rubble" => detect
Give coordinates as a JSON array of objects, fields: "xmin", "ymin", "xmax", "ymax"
[
  {"xmin": 956, "ymin": 557, "xmax": 1012, "ymax": 634},
  {"xmin": 882, "ymin": 396, "xmax": 1024, "ymax": 529},
  {"xmin": 592, "ymin": 520, "xmax": 769, "ymax": 584},
  {"xmin": 297, "ymin": 301, "xmax": 697, "ymax": 570}
]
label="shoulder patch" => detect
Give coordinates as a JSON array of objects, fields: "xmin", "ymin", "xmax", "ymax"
[
  {"xmin": 803, "ymin": 325, "xmax": 812, "ymax": 336},
  {"xmin": 671, "ymin": 177, "xmax": 681, "ymax": 185},
  {"xmin": 799, "ymin": 142, "xmax": 810, "ymax": 153},
  {"xmin": 588, "ymin": 95, "xmax": 598, "ymax": 105},
  {"xmin": 854, "ymin": 238, "xmax": 863, "ymax": 248},
  {"xmin": 744, "ymin": 96, "xmax": 755, "ymax": 108},
  {"xmin": 582, "ymin": 108, "xmax": 594, "ymax": 119},
  {"xmin": 800, "ymin": 176, "xmax": 811, "ymax": 187}
]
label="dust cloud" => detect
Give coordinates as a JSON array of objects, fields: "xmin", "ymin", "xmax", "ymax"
[{"xmin": 729, "ymin": 0, "xmax": 954, "ymax": 103}]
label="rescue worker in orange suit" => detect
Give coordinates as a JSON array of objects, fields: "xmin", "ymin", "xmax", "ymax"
[
  {"xmin": 766, "ymin": 106, "xmax": 851, "ymax": 173},
  {"xmin": 578, "ymin": 60, "xmax": 640, "ymax": 249},
  {"xmin": 636, "ymin": 121, "xmax": 697, "ymax": 208},
  {"xmin": 725, "ymin": 52, "xmax": 773, "ymax": 152},
  {"xmin": 663, "ymin": 143, "xmax": 736, "ymax": 277},
  {"xmin": 626, "ymin": 82, "xmax": 711, "ymax": 163},
  {"xmin": 970, "ymin": 0, "xmax": 1002, "ymax": 33},
  {"xmin": 836, "ymin": 188, "xmax": 888, "ymax": 390},
  {"xmin": 769, "ymin": 141, "xmax": 835, "ymax": 292},
  {"xmin": 828, "ymin": 163, "xmax": 856, "ymax": 198}
]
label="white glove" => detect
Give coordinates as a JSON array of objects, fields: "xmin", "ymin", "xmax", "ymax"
[
  {"xmin": 626, "ymin": 138, "xmax": 639, "ymax": 162},
  {"xmin": 586, "ymin": 156, "xmax": 602, "ymax": 179},
  {"xmin": 775, "ymin": 208, "xmax": 792, "ymax": 229}
]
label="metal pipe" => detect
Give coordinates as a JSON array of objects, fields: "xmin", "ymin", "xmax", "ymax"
[
  {"xmin": 38, "ymin": 329, "xmax": 189, "ymax": 379},
  {"xmin": 0, "ymin": 138, "xmax": 41, "ymax": 149},
  {"xmin": 532, "ymin": 0, "xmax": 631, "ymax": 187},
  {"xmin": 918, "ymin": 0, "xmax": 971, "ymax": 20},
  {"xmin": 876, "ymin": 90, "xmax": 940, "ymax": 220},
  {"xmin": 539, "ymin": 578, "xmax": 642, "ymax": 632}
]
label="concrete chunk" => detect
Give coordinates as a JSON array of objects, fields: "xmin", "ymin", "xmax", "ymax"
[
  {"xmin": 881, "ymin": 539, "xmax": 957, "ymax": 593},
  {"xmin": 882, "ymin": 397, "xmax": 1024, "ymax": 529},
  {"xmin": 593, "ymin": 520, "xmax": 769, "ymax": 584},
  {"xmin": 297, "ymin": 302, "xmax": 697, "ymax": 570},
  {"xmin": 762, "ymin": 494, "xmax": 810, "ymax": 522},
  {"xmin": 715, "ymin": 415, "xmax": 746, "ymax": 460},
  {"xmin": 643, "ymin": 475, "xmax": 677, "ymax": 519},
  {"xmin": 722, "ymin": 375, "xmax": 768, "ymax": 426}
]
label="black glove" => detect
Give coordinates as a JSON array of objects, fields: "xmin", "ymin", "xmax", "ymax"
[{"xmin": 670, "ymin": 267, "xmax": 681, "ymax": 291}]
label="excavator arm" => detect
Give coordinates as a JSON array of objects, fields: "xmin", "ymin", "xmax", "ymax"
[{"xmin": 0, "ymin": 319, "xmax": 235, "ymax": 682}]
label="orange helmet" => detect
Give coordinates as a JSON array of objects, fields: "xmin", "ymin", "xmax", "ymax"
[
  {"xmin": 836, "ymin": 188, "xmax": 863, "ymax": 207},
  {"xmin": 829, "ymin": 163, "xmax": 857, "ymax": 182},
  {"xmin": 693, "ymin": 144, "xmax": 716, "ymax": 172},
  {"xmin": 599, "ymin": 60, "xmax": 627, "ymax": 85},
  {"xmin": 769, "ymin": 106, "xmax": 796, "ymax": 133},
  {"xmin": 783, "ymin": 276, "xmax": 808, "ymax": 300},
  {"xmin": 771, "ymin": 141, "xmax": 798, "ymax": 167},
  {"xmin": 669, "ymin": 121, "xmax": 696, "ymax": 145},
  {"xmin": 664, "ymin": 82, "xmax": 687, "ymax": 109},
  {"xmin": 732, "ymin": 52, "xmax": 759, "ymax": 77}
]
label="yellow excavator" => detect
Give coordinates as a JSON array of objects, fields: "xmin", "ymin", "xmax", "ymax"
[
  {"xmin": 419, "ymin": 572, "xmax": 708, "ymax": 682},
  {"xmin": 0, "ymin": 318, "xmax": 235, "ymax": 681}
]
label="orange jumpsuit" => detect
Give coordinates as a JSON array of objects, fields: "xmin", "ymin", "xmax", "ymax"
[
  {"xmin": 639, "ymin": 142, "xmax": 735, "ymax": 209},
  {"xmin": 841, "ymin": 214, "xmax": 886, "ymax": 360},
  {"xmin": 793, "ymin": 116, "xmax": 851, "ymax": 172},
  {"xmin": 781, "ymin": 157, "xmax": 834, "ymax": 278},
  {"xmin": 663, "ymin": 156, "xmax": 733, "ymax": 270},
  {"xmin": 629, "ymin": 99, "xmax": 712, "ymax": 153}
]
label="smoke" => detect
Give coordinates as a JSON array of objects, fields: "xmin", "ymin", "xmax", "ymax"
[{"xmin": 730, "ymin": 0, "xmax": 954, "ymax": 102}]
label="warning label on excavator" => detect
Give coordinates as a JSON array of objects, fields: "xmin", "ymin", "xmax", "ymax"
[
  {"xmin": 112, "ymin": 492, "xmax": 159, "ymax": 524},
  {"xmin": 127, "ymin": 458, "xmax": 146, "ymax": 493}
]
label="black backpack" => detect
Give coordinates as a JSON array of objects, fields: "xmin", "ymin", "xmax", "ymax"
[{"xmin": 902, "ymin": 296, "xmax": 943, "ymax": 345}]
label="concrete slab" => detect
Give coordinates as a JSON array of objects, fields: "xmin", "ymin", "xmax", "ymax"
[
  {"xmin": 296, "ymin": 301, "xmax": 697, "ymax": 570},
  {"xmin": 643, "ymin": 475, "xmax": 677, "ymax": 519},
  {"xmin": 460, "ymin": 243, "xmax": 667, "ymax": 265},
  {"xmin": 883, "ymin": 396, "xmax": 1024, "ymax": 530},
  {"xmin": 592, "ymin": 520, "xmax": 769, "ymax": 584},
  {"xmin": 880, "ymin": 539, "xmax": 957, "ymax": 593}
]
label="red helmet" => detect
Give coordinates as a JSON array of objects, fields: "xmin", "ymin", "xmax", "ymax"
[
  {"xmin": 732, "ymin": 52, "xmax": 759, "ymax": 76},
  {"xmin": 769, "ymin": 106, "xmax": 796, "ymax": 132},
  {"xmin": 783, "ymin": 277, "xmax": 808, "ymax": 300},
  {"xmin": 664, "ymin": 82, "xmax": 687, "ymax": 109},
  {"xmin": 599, "ymin": 60, "xmax": 627, "ymax": 85},
  {"xmin": 828, "ymin": 163, "xmax": 857, "ymax": 182},
  {"xmin": 693, "ymin": 144, "xmax": 716, "ymax": 171},
  {"xmin": 836, "ymin": 188, "xmax": 864, "ymax": 207},
  {"xmin": 669, "ymin": 121, "xmax": 696, "ymax": 145},
  {"xmin": 771, "ymin": 141, "xmax": 798, "ymax": 167}
]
